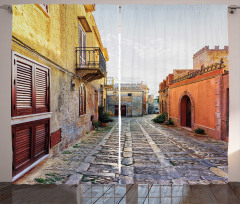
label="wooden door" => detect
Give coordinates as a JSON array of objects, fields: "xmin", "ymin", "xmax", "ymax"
[
  {"xmin": 186, "ymin": 97, "xmax": 192, "ymax": 128},
  {"xmin": 115, "ymin": 105, "xmax": 119, "ymax": 116},
  {"xmin": 121, "ymin": 105, "xmax": 126, "ymax": 116}
]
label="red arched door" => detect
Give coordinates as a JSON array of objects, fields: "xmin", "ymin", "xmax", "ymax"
[{"xmin": 181, "ymin": 95, "xmax": 192, "ymax": 128}]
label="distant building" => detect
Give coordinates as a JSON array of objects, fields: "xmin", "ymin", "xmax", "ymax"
[
  {"xmin": 107, "ymin": 82, "xmax": 149, "ymax": 117},
  {"xmin": 153, "ymin": 98, "xmax": 159, "ymax": 114},
  {"xmin": 159, "ymin": 46, "xmax": 229, "ymax": 141},
  {"xmin": 148, "ymin": 94, "xmax": 155, "ymax": 114}
]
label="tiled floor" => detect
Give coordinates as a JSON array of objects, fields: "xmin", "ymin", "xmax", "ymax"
[{"xmin": 1, "ymin": 183, "xmax": 240, "ymax": 203}]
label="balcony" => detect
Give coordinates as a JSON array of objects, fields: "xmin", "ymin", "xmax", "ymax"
[
  {"xmin": 105, "ymin": 77, "xmax": 114, "ymax": 89},
  {"xmin": 76, "ymin": 47, "xmax": 106, "ymax": 82}
]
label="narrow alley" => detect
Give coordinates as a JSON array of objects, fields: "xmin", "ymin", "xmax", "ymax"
[{"xmin": 15, "ymin": 115, "xmax": 228, "ymax": 185}]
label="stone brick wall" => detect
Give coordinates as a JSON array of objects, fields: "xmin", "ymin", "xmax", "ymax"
[
  {"xmin": 107, "ymin": 91, "xmax": 143, "ymax": 117},
  {"xmin": 193, "ymin": 46, "xmax": 228, "ymax": 70}
]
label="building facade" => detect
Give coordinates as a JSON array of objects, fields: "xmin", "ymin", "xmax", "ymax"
[
  {"xmin": 11, "ymin": 4, "xmax": 109, "ymax": 180},
  {"xmin": 159, "ymin": 46, "xmax": 229, "ymax": 141},
  {"xmin": 107, "ymin": 83, "xmax": 148, "ymax": 117},
  {"xmin": 148, "ymin": 94, "xmax": 155, "ymax": 114}
]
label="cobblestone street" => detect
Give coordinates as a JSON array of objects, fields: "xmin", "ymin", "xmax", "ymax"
[{"xmin": 16, "ymin": 115, "xmax": 228, "ymax": 185}]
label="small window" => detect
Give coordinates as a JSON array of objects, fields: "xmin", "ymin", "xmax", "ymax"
[
  {"xmin": 128, "ymin": 93, "xmax": 132, "ymax": 96},
  {"xmin": 36, "ymin": 4, "xmax": 50, "ymax": 18},
  {"xmin": 79, "ymin": 84, "xmax": 86, "ymax": 116},
  {"xmin": 41, "ymin": 4, "xmax": 49, "ymax": 14}
]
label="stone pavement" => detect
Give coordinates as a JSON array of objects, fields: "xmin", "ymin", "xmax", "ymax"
[
  {"xmin": 120, "ymin": 115, "xmax": 228, "ymax": 185},
  {"xmin": 16, "ymin": 115, "xmax": 228, "ymax": 185}
]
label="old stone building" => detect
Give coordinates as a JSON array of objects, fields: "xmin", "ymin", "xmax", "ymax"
[
  {"xmin": 11, "ymin": 4, "xmax": 109, "ymax": 180},
  {"xmin": 148, "ymin": 94, "xmax": 155, "ymax": 114},
  {"xmin": 107, "ymin": 82, "xmax": 149, "ymax": 117},
  {"xmin": 159, "ymin": 46, "xmax": 229, "ymax": 141}
]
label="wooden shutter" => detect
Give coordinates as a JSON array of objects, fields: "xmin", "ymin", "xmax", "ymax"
[
  {"xmin": 35, "ymin": 66, "xmax": 49, "ymax": 113},
  {"xmin": 12, "ymin": 53, "xmax": 50, "ymax": 117},
  {"xmin": 12, "ymin": 119, "xmax": 50, "ymax": 176},
  {"xmin": 79, "ymin": 24, "xmax": 86, "ymax": 65},
  {"xmin": 13, "ymin": 57, "xmax": 34, "ymax": 116},
  {"xmin": 34, "ymin": 120, "xmax": 49, "ymax": 160},
  {"xmin": 50, "ymin": 129, "xmax": 61, "ymax": 148},
  {"xmin": 83, "ymin": 32, "xmax": 86, "ymax": 63},
  {"xmin": 12, "ymin": 125, "xmax": 32, "ymax": 175},
  {"xmin": 83, "ymin": 85, "xmax": 86, "ymax": 114},
  {"xmin": 79, "ymin": 86, "xmax": 82, "ymax": 115}
]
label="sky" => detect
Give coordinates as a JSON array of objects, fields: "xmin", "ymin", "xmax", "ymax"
[{"xmin": 93, "ymin": 4, "xmax": 228, "ymax": 96}]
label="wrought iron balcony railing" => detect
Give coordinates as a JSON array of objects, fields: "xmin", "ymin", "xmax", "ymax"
[{"xmin": 76, "ymin": 47, "xmax": 106, "ymax": 75}]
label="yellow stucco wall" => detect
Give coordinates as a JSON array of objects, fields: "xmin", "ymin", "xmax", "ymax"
[{"xmin": 12, "ymin": 4, "xmax": 108, "ymax": 154}]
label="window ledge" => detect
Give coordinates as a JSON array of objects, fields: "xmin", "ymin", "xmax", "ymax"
[
  {"xmin": 12, "ymin": 154, "xmax": 49, "ymax": 182},
  {"xmin": 79, "ymin": 114, "xmax": 87, "ymax": 118},
  {"xmin": 11, "ymin": 112, "xmax": 52, "ymax": 125}
]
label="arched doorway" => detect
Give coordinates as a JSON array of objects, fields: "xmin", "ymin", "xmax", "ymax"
[{"xmin": 181, "ymin": 95, "xmax": 192, "ymax": 128}]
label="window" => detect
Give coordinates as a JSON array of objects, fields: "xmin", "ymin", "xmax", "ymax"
[
  {"xmin": 40, "ymin": 4, "xmax": 49, "ymax": 14},
  {"xmin": 12, "ymin": 52, "xmax": 50, "ymax": 117},
  {"xmin": 128, "ymin": 93, "xmax": 132, "ymax": 96},
  {"xmin": 79, "ymin": 24, "xmax": 86, "ymax": 65},
  {"xmin": 79, "ymin": 84, "xmax": 86, "ymax": 116},
  {"xmin": 35, "ymin": 4, "xmax": 50, "ymax": 18}
]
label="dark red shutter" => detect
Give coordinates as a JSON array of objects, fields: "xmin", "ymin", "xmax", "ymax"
[
  {"xmin": 12, "ymin": 54, "xmax": 50, "ymax": 116},
  {"xmin": 13, "ymin": 57, "xmax": 34, "ymax": 116},
  {"xmin": 35, "ymin": 66, "xmax": 49, "ymax": 113},
  {"xmin": 34, "ymin": 120, "xmax": 49, "ymax": 160},
  {"xmin": 79, "ymin": 87, "xmax": 82, "ymax": 115},
  {"xmin": 12, "ymin": 119, "xmax": 50, "ymax": 176},
  {"xmin": 83, "ymin": 86, "xmax": 86, "ymax": 114},
  {"xmin": 12, "ymin": 125, "xmax": 32, "ymax": 175},
  {"xmin": 50, "ymin": 129, "xmax": 61, "ymax": 148}
]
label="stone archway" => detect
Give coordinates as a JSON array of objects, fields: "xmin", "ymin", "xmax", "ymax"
[{"xmin": 179, "ymin": 91, "xmax": 195, "ymax": 129}]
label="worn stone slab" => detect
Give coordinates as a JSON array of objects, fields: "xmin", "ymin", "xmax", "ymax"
[
  {"xmin": 125, "ymin": 142, "xmax": 132, "ymax": 147},
  {"xmin": 84, "ymin": 156, "xmax": 95, "ymax": 163},
  {"xmin": 65, "ymin": 174, "xmax": 82, "ymax": 185},
  {"xmin": 120, "ymin": 176, "xmax": 134, "ymax": 184},
  {"xmin": 210, "ymin": 167, "xmax": 228, "ymax": 178},
  {"xmin": 123, "ymin": 152, "xmax": 132, "ymax": 158},
  {"xmin": 172, "ymin": 178, "xmax": 188, "ymax": 185},
  {"xmin": 122, "ymin": 158, "xmax": 133, "ymax": 166},
  {"xmin": 165, "ymin": 167, "xmax": 180, "ymax": 179},
  {"xmin": 89, "ymin": 150, "xmax": 99, "ymax": 155},
  {"xmin": 124, "ymin": 147, "xmax": 132, "ymax": 152},
  {"xmin": 121, "ymin": 166, "xmax": 134, "ymax": 176},
  {"xmin": 76, "ymin": 162, "xmax": 90, "ymax": 172}
]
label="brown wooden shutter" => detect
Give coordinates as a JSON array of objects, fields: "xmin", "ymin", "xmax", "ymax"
[
  {"xmin": 50, "ymin": 129, "xmax": 61, "ymax": 148},
  {"xmin": 12, "ymin": 53, "xmax": 50, "ymax": 117},
  {"xmin": 12, "ymin": 125, "xmax": 32, "ymax": 175},
  {"xmin": 34, "ymin": 120, "xmax": 49, "ymax": 160},
  {"xmin": 12, "ymin": 119, "xmax": 50, "ymax": 176},
  {"xmin": 83, "ymin": 85, "xmax": 86, "ymax": 114},
  {"xmin": 13, "ymin": 57, "xmax": 34, "ymax": 116},
  {"xmin": 35, "ymin": 66, "xmax": 49, "ymax": 113},
  {"xmin": 79, "ymin": 86, "xmax": 82, "ymax": 116}
]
